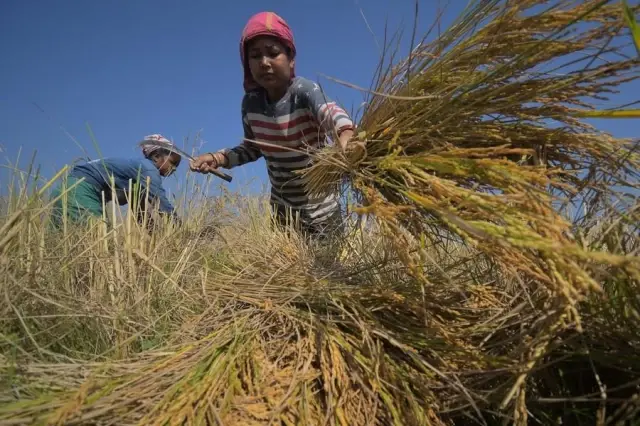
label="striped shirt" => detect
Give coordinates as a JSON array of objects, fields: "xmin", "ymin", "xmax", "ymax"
[{"xmin": 221, "ymin": 76, "xmax": 354, "ymax": 229}]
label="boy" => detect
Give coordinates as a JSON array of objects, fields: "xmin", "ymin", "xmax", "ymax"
[{"xmin": 190, "ymin": 11, "xmax": 356, "ymax": 240}]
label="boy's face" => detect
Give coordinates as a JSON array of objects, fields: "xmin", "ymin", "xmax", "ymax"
[
  {"xmin": 153, "ymin": 152, "xmax": 181, "ymax": 177},
  {"xmin": 246, "ymin": 36, "xmax": 294, "ymax": 93}
]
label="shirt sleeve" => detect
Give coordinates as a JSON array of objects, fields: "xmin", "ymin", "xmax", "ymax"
[
  {"xmin": 221, "ymin": 95, "xmax": 263, "ymax": 168},
  {"xmin": 297, "ymin": 78, "xmax": 354, "ymax": 137}
]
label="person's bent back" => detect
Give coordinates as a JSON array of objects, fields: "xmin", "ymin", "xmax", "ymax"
[{"xmin": 50, "ymin": 134, "xmax": 181, "ymax": 229}]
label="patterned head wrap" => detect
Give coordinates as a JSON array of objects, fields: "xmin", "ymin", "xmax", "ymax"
[
  {"xmin": 240, "ymin": 11, "xmax": 296, "ymax": 92},
  {"xmin": 139, "ymin": 134, "xmax": 181, "ymax": 161}
]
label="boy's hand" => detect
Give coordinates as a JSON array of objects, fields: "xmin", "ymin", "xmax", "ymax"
[
  {"xmin": 189, "ymin": 152, "xmax": 227, "ymax": 174},
  {"xmin": 346, "ymin": 140, "xmax": 367, "ymax": 165},
  {"xmin": 337, "ymin": 129, "xmax": 366, "ymax": 163},
  {"xmin": 337, "ymin": 129, "xmax": 354, "ymax": 153}
]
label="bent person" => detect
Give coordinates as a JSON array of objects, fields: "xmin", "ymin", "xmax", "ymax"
[{"xmin": 50, "ymin": 134, "xmax": 181, "ymax": 229}]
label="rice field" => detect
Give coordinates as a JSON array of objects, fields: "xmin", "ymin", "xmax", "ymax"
[{"xmin": 1, "ymin": 0, "xmax": 639, "ymax": 424}]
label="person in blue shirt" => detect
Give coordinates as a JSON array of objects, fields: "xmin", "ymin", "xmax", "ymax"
[{"xmin": 50, "ymin": 134, "xmax": 181, "ymax": 229}]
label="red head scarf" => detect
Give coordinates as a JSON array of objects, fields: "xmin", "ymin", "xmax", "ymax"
[{"xmin": 240, "ymin": 11, "xmax": 296, "ymax": 92}]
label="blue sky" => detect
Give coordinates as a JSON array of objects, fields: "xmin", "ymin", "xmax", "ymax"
[{"xmin": 1, "ymin": 0, "xmax": 638, "ymax": 202}]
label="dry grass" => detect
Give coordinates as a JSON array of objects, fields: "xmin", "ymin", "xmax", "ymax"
[
  {"xmin": 0, "ymin": 169, "xmax": 639, "ymax": 425},
  {"xmin": 1, "ymin": 0, "xmax": 640, "ymax": 425}
]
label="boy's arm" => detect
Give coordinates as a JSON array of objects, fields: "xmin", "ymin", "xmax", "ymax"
[
  {"xmin": 219, "ymin": 114, "xmax": 263, "ymax": 167},
  {"xmin": 190, "ymin": 100, "xmax": 262, "ymax": 172},
  {"xmin": 299, "ymin": 79, "xmax": 355, "ymax": 151}
]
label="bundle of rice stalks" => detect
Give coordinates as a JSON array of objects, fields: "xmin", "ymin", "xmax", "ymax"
[
  {"xmin": 303, "ymin": 0, "xmax": 640, "ymax": 416},
  {"xmin": 307, "ymin": 0, "xmax": 639, "ymax": 318}
]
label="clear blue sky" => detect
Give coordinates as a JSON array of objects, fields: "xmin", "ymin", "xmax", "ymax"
[{"xmin": 1, "ymin": 0, "xmax": 638, "ymax": 201}]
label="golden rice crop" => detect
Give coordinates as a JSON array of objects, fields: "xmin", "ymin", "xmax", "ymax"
[{"xmin": 1, "ymin": 0, "xmax": 639, "ymax": 425}]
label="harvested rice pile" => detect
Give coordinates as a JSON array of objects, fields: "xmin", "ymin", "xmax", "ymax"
[{"xmin": 1, "ymin": 0, "xmax": 639, "ymax": 425}]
